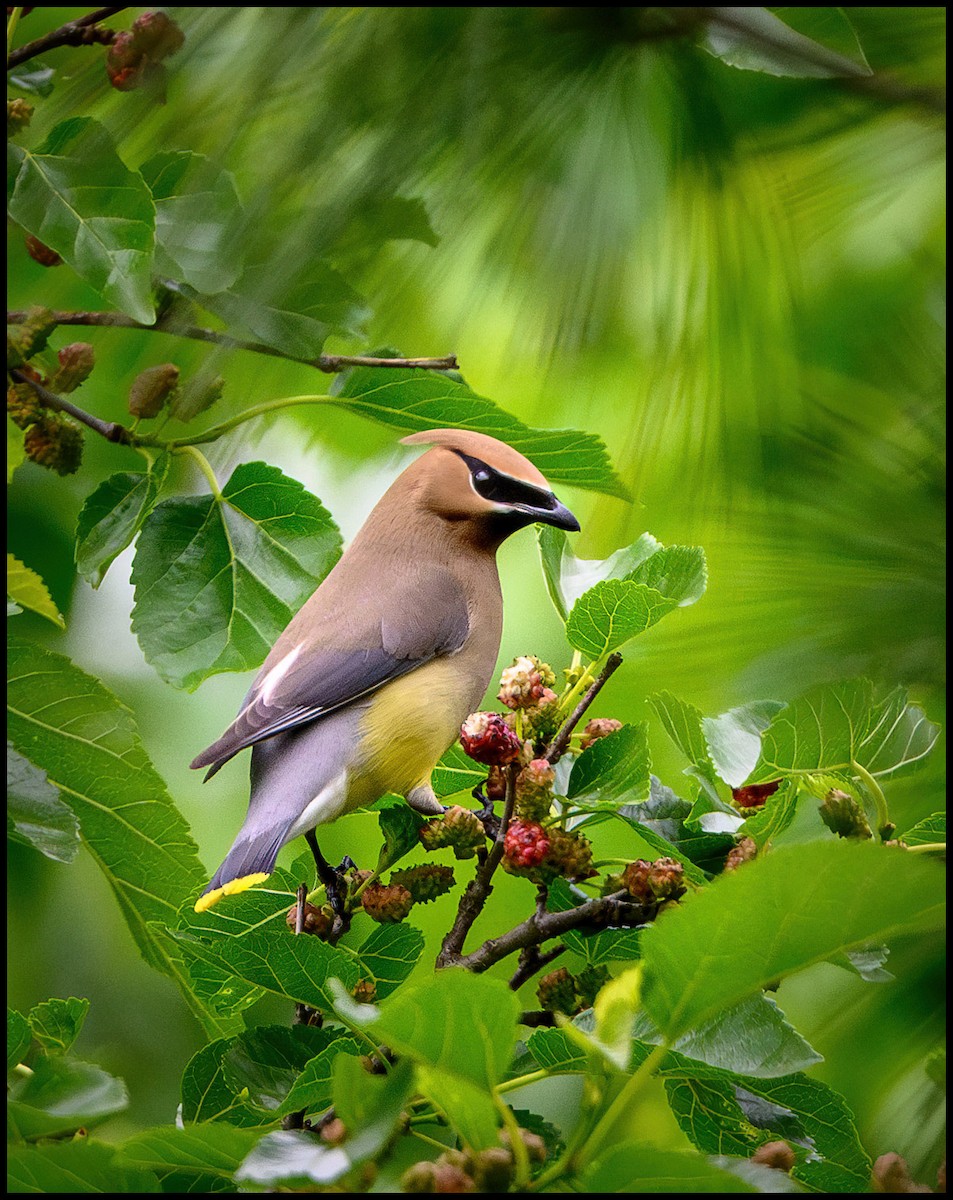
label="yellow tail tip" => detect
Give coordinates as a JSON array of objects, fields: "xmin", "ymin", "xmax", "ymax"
[{"xmin": 193, "ymin": 871, "xmax": 270, "ymax": 913}]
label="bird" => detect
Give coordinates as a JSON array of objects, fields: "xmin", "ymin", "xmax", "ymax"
[{"xmin": 190, "ymin": 427, "xmax": 580, "ymax": 913}]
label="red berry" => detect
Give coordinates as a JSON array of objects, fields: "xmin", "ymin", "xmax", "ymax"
[
  {"xmin": 504, "ymin": 820, "xmax": 550, "ymax": 868},
  {"xmin": 732, "ymin": 781, "xmax": 780, "ymax": 808},
  {"xmin": 460, "ymin": 711, "xmax": 523, "ymax": 766}
]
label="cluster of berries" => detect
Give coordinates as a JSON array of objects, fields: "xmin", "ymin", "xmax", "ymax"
[
  {"xmin": 400, "ymin": 1126, "xmax": 547, "ymax": 1193},
  {"xmin": 536, "ymin": 964, "xmax": 609, "ymax": 1016},
  {"xmin": 286, "ymin": 863, "xmax": 456, "ymax": 940}
]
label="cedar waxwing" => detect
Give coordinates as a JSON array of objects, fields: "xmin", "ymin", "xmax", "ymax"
[{"xmin": 191, "ymin": 428, "xmax": 579, "ymax": 912}]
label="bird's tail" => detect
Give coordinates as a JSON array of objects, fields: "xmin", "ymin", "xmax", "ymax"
[{"xmin": 194, "ymin": 824, "xmax": 291, "ymax": 913}]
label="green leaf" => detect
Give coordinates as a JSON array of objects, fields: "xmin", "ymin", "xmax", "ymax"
[
  {"xmin": 221, "ymin": 1024, "xmax": 333, "ymax": 1115},
  {"xmin": 432, "ymin": 743, "xmax": 486, "ymax": 799},
  {"xmin": 625, "ymin": 545, "xmax": 708, "ymax": 608},
  {"xmin": 646, "ymin": 691, "xmax": 719, "ymax": 787},
  {"xmin": 415, "ymin": 1064, "xmax": 500, "ymax": 1150},
  {"xmin": 6, "ymin": 639, "xmax": 226, "ymax": 1036},
  {"xmin": 746, "ymin": 679, "xmax": 941, "ymax": 785},
  {"xmin": 8, "ymin": 414, "xmax": 26, "ymax": 483},
  {"xmin": 330, "ymin": 366, "xmax": 629, "ymax": 500},
  {"xmin": 702, "ymin": 701, "xmax": 786, "ymax": 789},
  {"xmin": 139, "ymin": 151, "xmax": 245, "ymax": 293},
  {"xmin": 188, "ymin": 263, "xmax": 368, "ymax": 358},
  {"xmin": 614, "ymin": 807, "xmax": 711, "ymax": 888},
  {"xmin": 582, "ymin": 1143, "xmax": 757, "ymax": 1192},
  {"xmin": 116, "ymin": 1125, "xmax": 261, "ymax": 1194},
  {"xmin": 736, "ymin": 779, "xmax": 800, "ymax": 849},
  {"xmin": 640, "ymin": 840, "xmax": 945, "ymax": 1040},
  {"xmin": 276, "ymin": 1038, "xmax": 363, "ymax": 1118},
  {"xmin": 332, "ymin": 1054, "xmax": 414, "ymax": 1139},
  {"xmin": 6, "ymin": 554, "xmax": 65, "ymax": 628},
  {"xmin": 8, "ymin": 117, "xmax": 156, "ymax": 323},
  {"xmin": 537, "ymin": 527, "xmax": 661, "ymax": 621},
  {"xmin": 375, "ymin": 798, "xmax": 427, "ymax": 871},
  {"xmin": 525, "ymin": 1026, "xmax": 589, "ymax": 1075},
  {"xmin": 8, "ymin": 1140, "xmax": 161, "ymax": 1193},
  {"xmin": 900, "ymin": 812, "xmax": 945, "ymax": 847},
  {"xmin": 8, "ymin": 1055, "xmax": 128, "ymax": 1140},
  {"xmin": 562, "ymin": 924, "xmax": 643, "ymax": 967},
  {"xmin": 567, "ymin": 722, "xmax": 651, "ymax": 807},
  {"xmin": 372, "ymin": 968, "xmax": 521, "ymax": 1094},
  {"xmin": 180, "ymin": 1039, "xmax": 274, "ymax": 1128},
  {"xmin": 8, "ymin": 1008, "xmax": 32, "ymax": 1070},
  {"xmin": 235, "ymin": 1120, "xmax": 391, "ymax": 1190},
  {"xmin": 27, "ymin": 997, "xmax": 89, "ymax": 1054},
  {"xmin": 620, "ymin": 776, "xmax": 736, "ymax": 870},
  {"xmin": 172, "ymin": 927, "xmax": 361, "ymax": 1010},
  {"xmin": 354, "ymin": 922, "xmax": 425, "ymax": 1000},
  {"xmin": 74, "ymin": 461, "xmax": 168, "ymax": 589},
  {"xmin": 566, "ymin": 580, "xmax": 677, "ymax": 658},
  {"xmin": 701, "ymin": 6, "xmax": 872, "ymax": 78},
  {"xmin": 633, "ymin": 994, "xmax": 822, "ymax": 1078},
  {"xmin": 7, "ymin": 742, "xmax": 80, "ymax": 863},
  {"xmin": 650, "ymin": 1044, "xmax": 872, "ymax": 1192},
  {"xmin": 131, "ymin": 461, "xmax": 342, "ymax": 690}
]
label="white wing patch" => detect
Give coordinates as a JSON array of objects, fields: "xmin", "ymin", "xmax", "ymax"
[{"xmin": 258, "ymin": 645, "xmax": 302, "ymax": 705}]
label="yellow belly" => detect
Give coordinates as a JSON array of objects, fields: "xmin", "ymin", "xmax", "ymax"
[{"xmin": 352, "ymin": 658, "xmax": 470, "ymax": 806}]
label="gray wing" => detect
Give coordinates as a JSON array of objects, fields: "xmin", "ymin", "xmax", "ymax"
[{"xmin": 190, "ymin": 570, "xmax": 470, "ymax": 778}]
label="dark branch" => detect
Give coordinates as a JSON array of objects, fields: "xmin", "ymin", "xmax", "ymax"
[
  {"xmin": 9, "ymin": 368, "xmax": 136, "ymax": 445},
  {"xmin": 6, "ymin": 310, "xmax": 458, "ymax": 374},
  {"xmin": 8, "ymin": 8, "xmax": 126, "ymax": 70},
  {"xmin": 545, "ymin": 652, "xmax": 624, "ymax": 764}
]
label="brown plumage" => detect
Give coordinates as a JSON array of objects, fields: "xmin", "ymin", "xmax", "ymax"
[{"xmin": 191, "ymin": 428, "xmax": 579, "ymax": 911}]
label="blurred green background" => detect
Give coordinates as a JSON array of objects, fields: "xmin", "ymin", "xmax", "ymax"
[{"xmin": 7, "ymin": 5, "xmax": 945, "ymax": 1181}]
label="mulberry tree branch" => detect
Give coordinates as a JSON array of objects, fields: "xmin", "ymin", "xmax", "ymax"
[{"xmin": 7, "ymin": 7, "xmax": 125, "ymax": 69}]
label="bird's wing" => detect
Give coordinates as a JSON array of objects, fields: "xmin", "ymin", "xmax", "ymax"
[{"xmin": 190, "ymin": 570, "xmax": 471, "ymax": 777}]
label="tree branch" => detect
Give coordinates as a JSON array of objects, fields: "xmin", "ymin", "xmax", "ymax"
[
  {"xmin": 544, "ymin": 652, "xmax": 623, "ymax": 764},
  {"xmin": 6, "ymin": 309, "xmax": 458, "ymax": 374},
  {"xmin": 7, "ymin": 7, "xmax": 125, "ymax": 70},
  {"xmin": 9, "ymin": 367, "xmax": 136, "ymax": 444}
]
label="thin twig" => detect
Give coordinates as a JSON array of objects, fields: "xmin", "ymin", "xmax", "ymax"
[
  {"xmin": 436, "ymin": 762, "xmax": 518, "ymax": 967},
  {"xmin": 545, "ymin": 652, "xmax": 623, "ymax": 764},
  {"xmin": 509, "ymin": 943, "xmax": 567, "ymax": 992},
  {"xmin": 9, "ymin": 368, "xmax": 135, "ymax": 444},
  {"xmin": 8, "ymin": 7, "xmax": 125, "ymax": 69},
  {"xmin": 6, "ymin": 309, "xmax": 458, "ymax": 374}
]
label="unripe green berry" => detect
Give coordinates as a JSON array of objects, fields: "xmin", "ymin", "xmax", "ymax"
[{"xmin": 128, "ymin": 363, "xmax": 179, "ymax": 418}]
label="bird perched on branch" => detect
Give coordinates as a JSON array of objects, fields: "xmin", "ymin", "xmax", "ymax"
[{"xmin": 191, "ymin": 428, "xmax": 579, "ymax": 913}]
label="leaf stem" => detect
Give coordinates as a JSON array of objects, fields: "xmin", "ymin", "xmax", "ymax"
[
  {"xmin": 850, "ymin": 759, "xmax": 891, "ymax": 837},
  {"xmin": 179, "ymin": 444, "xmax": 223, "ymax": 500},
  {"xmin": 578, "ymin": 1038, "xmax": 670, "ymax": 1168},
  {"xmin": 150, "ymin": 394, "xmax": 336, "ymax": 448},
  {"xmin": 545, "ymin": 653, "xmax": 623, "ymax": 765},
  {"xmin": 904, "ymin": 842, "xmax": 946, "ymax": 854}
]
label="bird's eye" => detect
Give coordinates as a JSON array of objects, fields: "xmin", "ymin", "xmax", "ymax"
[{"xmin": 474, "ymin": 469, "xmax": 491, "ymax": 482}]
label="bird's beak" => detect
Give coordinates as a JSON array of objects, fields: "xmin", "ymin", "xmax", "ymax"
[{"xmin": 527, "ymin": 495, "xmax": 580, "ymax": 533}]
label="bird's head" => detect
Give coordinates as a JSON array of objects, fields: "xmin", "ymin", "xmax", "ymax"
[{"xmin": 400, "ymin": 429, "xmax": 580, "ymax": 545}]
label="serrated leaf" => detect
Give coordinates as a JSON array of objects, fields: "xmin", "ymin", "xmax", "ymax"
[
  {"xmin": 8, "ymin": 414, "xmax": 26, "ymax": 483},
  {"xmin": 8, "ymin": 1140, "xmax": 161, "ymax": 1194},
  {"xmin": 537, "ymin": 527, "xmax": 661, "ymax": 621},
  {"xmin": 276, "ymin": 1038, "xmax": 363, "ymax": 1118},
  {"xmin": 582, "ymin": 1142, "xmax": 758, "ymax": 1192},
  {"xmin": 376, "ymin": 800, "xmax": 427, "ymax": 872},
  {"xmin": 354, "ymin": 922, "xmax": 425, "ymax": 1000},
  {"xmin": 640, "ymin": 840, "xmax": 945, "ymax": 1041},
  {"xmin": 626, "ymin": 544, "xmax": 708, "ymax": 608},
  {"xmin": 840, "ymin": 945, "xmax": 893, "ymax": 983},
  {"xmin": 221, "ymin": 1024, "xmax": 333, "ymax": 1114},
  {"xmin": 562, "ymin": 924, "xmax": 643, "ymax": 967},
  {"xmin": 620, "ymin": 776, "xmax": 735, "ymax": 869},
  {"xmin": 566, "ymin": 580, "xmax": 677, "ymax": 659},
  {"xmin": 74, "ymin": 461, "xmax": 168, "ymax": 589},
  {"xmin": 332, "ymin": 1055, "xmax": 413, "ymax": 1139},
  {"xmin": 633, "ymin": 994, "xmax": 822, "ymax": 1078},
  {"xmin": 614, "ymin": 807, "xmax": 711, "ymax": 888},
  {"xmin": 567, "ymin": 722, "xmax": 651, "ymax": 807},
  {"xmin": 432, "ymin": 743, "xmax": 486, "ymax": 799},
  {"xmin": 703, "ymin": 701, "xmax": 786, "ymax": 789},
  {"xmin": 649, "ymin": 1043, "xmax": 872, "ymax": 1192},
  {"xmin": 8, "ymin": 117, "xmax": 156, "ymax": 323},
  {"xmin": 27, "ymin": 997, "xmax": 89, "ymax": 1054},
  {"xmin": 6, "ymin": 639, "xmax": 227, "ymax": 1036},
  {"xmin": 235, "ymin": 1120, "xmax": 390, "ymax": 1190},
  {"xmin": 8, "ymin": 1055, "xmax": 128, "ymax": 1140},
  {"xmin": 702, "ymin": 6, "xmax": 872, "ymax": 79},
  {"xmin": 746, "ymin": 679, "xmax": 941, "ymax": 785},
  {"xmin": 736, "ymin": 778, "xmax": 800, "ymax": 849},
  {"xmin": 330, "ymin": 366, "xmax": 629, "ymax": 499},
  {"xmin": 131, "ymin": 461, "xmax": 342, "ymax": 690},
  {"xmin": 6, "ymin": 554, "xmax": 64, "ymax": 628},
  {"xmin": 172, "ymin": 927, "xmax": 360, "ymax": 1011},
  {"xmin": 180, "ymin": 1038, "xmax": 275, "ymax": 1128},
  {"xmin": 647, "ymin": 691, "xmax": 720, "ymax": 787},
  {"xmin": 116, "ymin": 1124, "xmax": 260, "ymax": 1194},
  {"xmin": 900, "ymin": 812, "xmax": 945, "ymax": 847},
  {"xmin": 416, "ymin": 1063, "xmax": 500, "ymax": 1150},
  {"xmin": 187, "ymin": 263, "xmax": 367, "ymax": 358},
  {"xmin": 525, "ymin": 1026, "xmax": 589, "ymax": 1075},
  {"xmin": 7, "ymin": 742, "xmax": 80, "ymax": 863},
  {"xmin": 593, "ymin": 965, "xmax": 642, "ymax": 1069},
  {"xmin": 8, "ymin": 1008, "xmax": 32, "ymax": 1070},
  {"xmin": 139, "ymin": 151, "xmax": 245, "ymax": 294}
]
